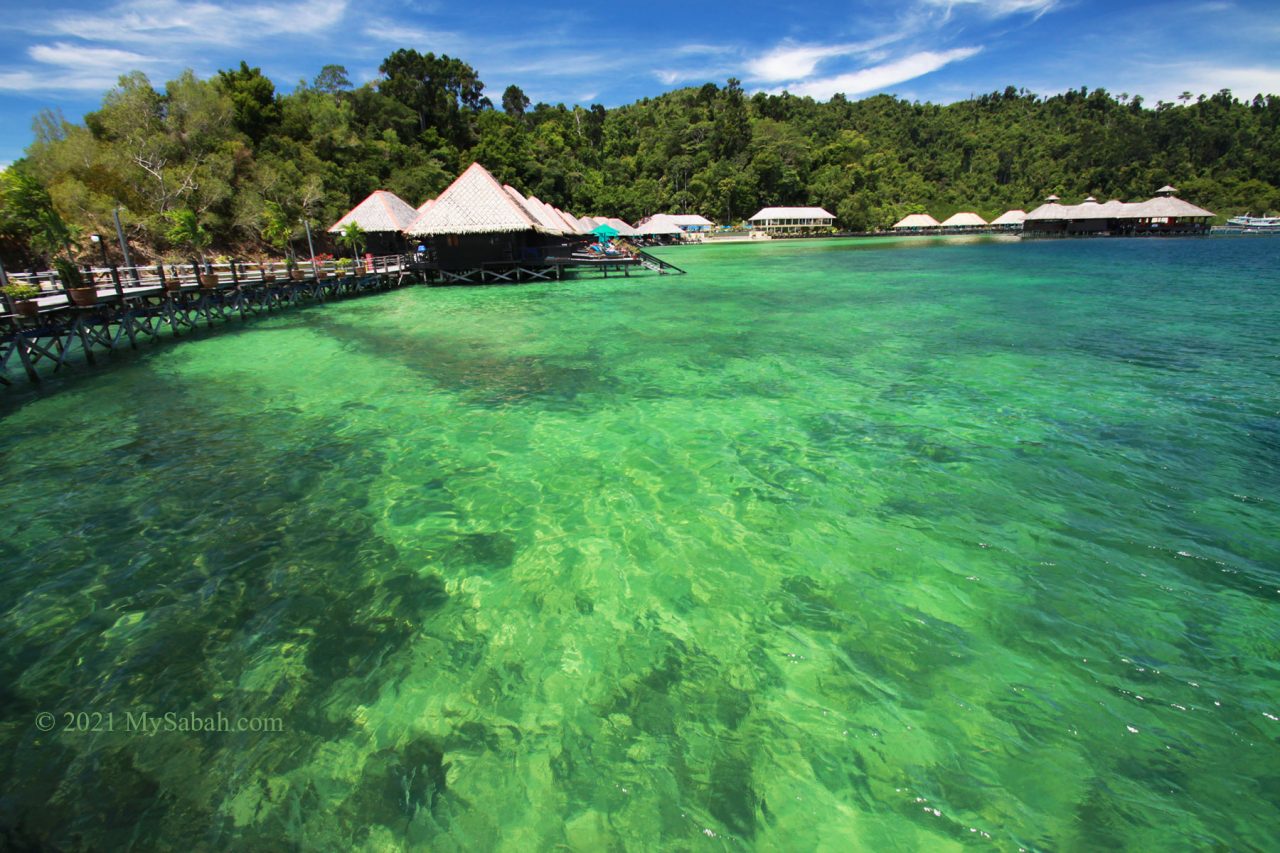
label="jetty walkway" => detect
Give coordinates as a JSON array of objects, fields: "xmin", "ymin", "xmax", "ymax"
[{"xmin": 1, "ymin": 249, "xmax": 684, "ymax": 385}]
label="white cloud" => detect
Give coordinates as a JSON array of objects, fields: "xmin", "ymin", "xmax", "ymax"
[
  {"xmin": 28, "ymin": 43, "xmax": 155, "ymax": 72},
  {"xmin": 47, "ymin": 0, "xmax": 348, "ymax": 46},
  {"xmin": 920, "ymin": 0, "xmax": 1057, "ymax": 15},
  {"xmin": 0, "ymin": 69, "xmax": 123, "ymax": 92},
  {"xmin": 766, "ymin": 47, "xmax": 983, "ymax": 99},
  {"xmin": 0, "ymin": 41, "xmax": 166, "ymax": 93},
  {"xmin": 746, "ymin": 34, "xmax": 907, "ymax": 82},
  {"xmin": 358, "ymin": 18, "xmax": 460, "ymax": 49}
]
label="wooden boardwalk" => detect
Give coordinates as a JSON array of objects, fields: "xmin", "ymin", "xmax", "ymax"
[
  {"xmin": 0, "ymin": 256, "xmax": 412, "ymax": 385},
  {"xmin": 1, "ymin": 250, "xmax": 685, "ymax": 385}
]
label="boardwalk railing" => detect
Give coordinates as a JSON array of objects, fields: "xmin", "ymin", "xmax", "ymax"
[{"xmin": 1, "ymin": 255, "xmax": 412, "ymax": 385}]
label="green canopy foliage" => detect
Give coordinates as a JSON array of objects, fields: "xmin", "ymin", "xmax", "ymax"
[{"xmin": 3, "ymin": 57, "xmax": 1278, "ymax": 268}]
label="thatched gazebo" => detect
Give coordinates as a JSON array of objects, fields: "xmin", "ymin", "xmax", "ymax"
[
  {"xmin": 892, "ymin": 213, "xmax": 940, "ymax": 230},
  {"xmin": 939, "ymin": 212, "xmax": 988, "ymax": 229},
  {"xmin": 403, "ymin": 163, "xmax": 573, "ymax": 270},
  {"xmin": 328, "ymin": 190, "xmax": 419, "ymax": 255},
  {"xmin": 990, "ymin": 210, "xmax": 1026, "ymax": 229}
]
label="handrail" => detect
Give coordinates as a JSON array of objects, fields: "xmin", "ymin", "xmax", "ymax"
[{"xmin": 4, "ymin": 255, "xmax": 411, "ymax": 295}]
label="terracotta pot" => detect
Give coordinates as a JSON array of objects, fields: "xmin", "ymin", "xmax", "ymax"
[
  {"xmin": 289, "ymin": 269, "xmax": 304, "ymax": 281},
  {"xmin": 261, "ymin": 271, "xmax": 276, "ymax": 283},
  {"xmin": 199, "ymin": 273, "xmax": 221, "ymax": 289},
  {"xmin": 68, "ymin": 287, "xmax": 99, "ymax": 307},
  {"xmin": 162, "ymin": 278, "xmax": 183, "ymax": 293},
  {"xmin": 15, "ymin": 300, "xmax": 39, "ymax": 319}
]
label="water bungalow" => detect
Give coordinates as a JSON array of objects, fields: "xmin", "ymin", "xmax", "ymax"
[
  {"xmin": 939, "ymin": 212, "xmax": 988, "ymax": 230},
  {"xmin": 1023, "ymin": 187, "xmax": 1214, "ymax": 236},
  {"xmin": 892, "ymin": 213, "xmax": 940, "ymax": 231},
  {"xmin": 401, "ymin": 163, "xmax": 683, "ymax": 282},
  {"xmin": 632, "ymin": 217, "xmax": 683, "ymax": 240},
  {"xmin": 668, "ymin": 214, "xmax": 714, "ymax": 234},
  {"xmin": 747, "ymin": 207, "xmax": 836, "ymax": 235},
  {"xmin": 402, "ymin": 163, "xmax": 573, "ymax": 274},
  {"xmin": 328, "ymin": 190, "xmax": 420, "ymax": 254},
  {"xmin": 990, "ymin": 210, "xmax": 1026, "ymax": 230}
]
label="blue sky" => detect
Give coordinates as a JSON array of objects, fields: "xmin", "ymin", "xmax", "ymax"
[{"xmin": 1, "ymin": 0, "xmax": 1278, "ymax": 165}]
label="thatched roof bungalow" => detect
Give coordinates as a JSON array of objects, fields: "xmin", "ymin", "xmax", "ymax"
[
  {"xmin": 939, "ymin": 212, "xmax": 987, "ymax": 229},
  {"xmin": 329, "ymin": 190, "xmax": 420, "ymax": 254},
  {"xmin": 1024, "ymin": 188, "xmax": 1214, "ymax": 236},
  {"xmin": 403, "ymin": 163, "xmax": 576, "ymax": 270},
  {"xmin": 990, "ymin": 210, "xmax": 1026, "ymax": 228},
  {"xmin": 669, "ymin": 214, "xmax": 714, "ymax": 233},
  {"xmin": 892, "ymin": 213, "xmax": 940, "ymax": 230},
  {"xmin": 632, "ymin": 216, "xmax": 684, "ymax": 239}
]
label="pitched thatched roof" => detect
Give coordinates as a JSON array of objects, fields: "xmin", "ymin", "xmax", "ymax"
[
  {"xmin": 604, "ymin": 217, "xmax": 639, "ymax": 236},
  {"xmin": 939, "ymin": 212, "xmax": 987, "ymax": 227},
  {"xmin": 404, "ymin": 163, "xmax": 551, "ymax": 236},
  {"xmin": 633, "ymin": 216, "xmax": 683, "ymax": 235},
  {"xmin": 1023, "ymin": 202, "xmax": 1068, "ymax": 222},
  {"xmin": 1128, "ymin": 196, "xmax": 1214, "ymax": 218},
  {"xmin": 1027, "ymin": 194, "xmax": 1214, "ymax": 221},
  {"xmin": 748, "ymin": 207, "xmax": 835, "ymax": 221},
  {"xmin": 548, "ymin": 207, "xmax": 585, "ymax": 234},
  {"xmin": 990, "ymin": 209, "xmax": 1026, "ymax": 225},
  {"xmin": 526, "ymin": 196, "xmax": 572, "ymax": 235},
  {"xmin": 669, "ymin": 214, "xmax": 714, "ymax": 226},
  {"xmin": 892, "ymin": 213, "xmax": 940, "ymax": 228},
  {"xmin": 329, "ymin": 190, "xmax": 419, "ymax": 234},
  {"xmin": 1157, "ymin": 185, "xmax": 1178, "ymax": 194},
  {"xmin": 417, "ymin": 199, "xmax": 435, "ymax": 213}
]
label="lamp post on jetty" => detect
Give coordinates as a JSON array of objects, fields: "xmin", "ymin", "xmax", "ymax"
[
  {"xmin": 303, "ymin": 219, "xmax": 318, "ymax": 276},
  {"xmin": 113, "ymin": 206, "xmax": 137, "ymax": 282},
  {"xmin": 90, "ymin": 234, "xmax": 109, "ymax": 269}
]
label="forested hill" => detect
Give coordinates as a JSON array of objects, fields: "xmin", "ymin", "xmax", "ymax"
[{"xmin": 3, "ymin": 50, "xmax": 1279, "ymax": 265}]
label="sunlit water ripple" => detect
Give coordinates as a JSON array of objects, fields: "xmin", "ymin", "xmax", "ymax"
[{"xmin": 1, "ymin": 235, "xmax": 1278, "ymax": 850}]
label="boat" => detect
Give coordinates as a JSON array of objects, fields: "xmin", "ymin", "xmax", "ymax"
[{"xmin": 1221, "ymin": 214, "xmax": 1280, "ymax": 233}]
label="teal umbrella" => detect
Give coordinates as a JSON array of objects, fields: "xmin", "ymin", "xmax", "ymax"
[{"xmin": 590, "ymin": 222, "xmax": 620, "ymax": 241}]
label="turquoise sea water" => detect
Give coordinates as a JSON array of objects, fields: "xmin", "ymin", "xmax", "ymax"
[{"xmin": 1, "ymin": 235, "xmax": 1278, "ymax": 850}]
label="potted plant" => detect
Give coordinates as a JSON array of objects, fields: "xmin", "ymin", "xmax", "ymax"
[
  {"xmin": 161, "ymin": 264, "xmax": 184, "ymax": 293},
  {"xmin": 286, "ymin": 256, "xmax": 304, "ymax": 281},
  {"xmin": 2, "ymin": 282, "xmax": 41, "ymax": 318},
  {"xmin": 56, "ymin": 258, "xmax": 97, "ymax": 307},
  {"xmin": 335, "ymin": 257, "xmax": 353, "ymax": 276}
]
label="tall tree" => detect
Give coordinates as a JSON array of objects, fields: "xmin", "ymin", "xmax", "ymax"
[
  {"xmin": 216, "ymin": 61, "xmax": 280, "ymax": 144},
  {"xmin": 502, "ymin": 85, "xmax": 530, "ymax": 118}
]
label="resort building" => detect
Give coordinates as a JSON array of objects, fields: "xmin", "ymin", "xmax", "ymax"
[
  {"xmin": 747, "ymin": 207, "xmax": 836, "ymax": 235},
  {"xmin": 990, "ymin": 210, "xmax": 1026, "ymax": 230},
  {"xmin": 939, "ymin": 212, "xmax": 988, "ymax": 230},
  {"xmin": 1023, "ymin": 187, "xmax": 1215, "ymax": 236},
  {"xmin": 668, "ymin": 214, "xmax": 714, "ymax": 233},
  {"xmin": 632, "ymin": 218, "xmax": 684, "ymax": 240},
  {"xmin": 329, "ymin": 190, "xmax": 420, "ymax": 254},
  {"xmin": 403, "ymin": 163, "xmax": 575, "ymax": 270},
  {"xmin": 892, "ymin": 213, "xmax": 940, "ymax": 231},
  {"xmin": 634, "ymin": 213, "xmax": 714, "ymax": 238}
]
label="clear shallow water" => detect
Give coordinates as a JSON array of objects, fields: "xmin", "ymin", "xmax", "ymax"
[{"xmin": 1, "ymin": 235, "xmax": 1278, "ymax": 850}]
